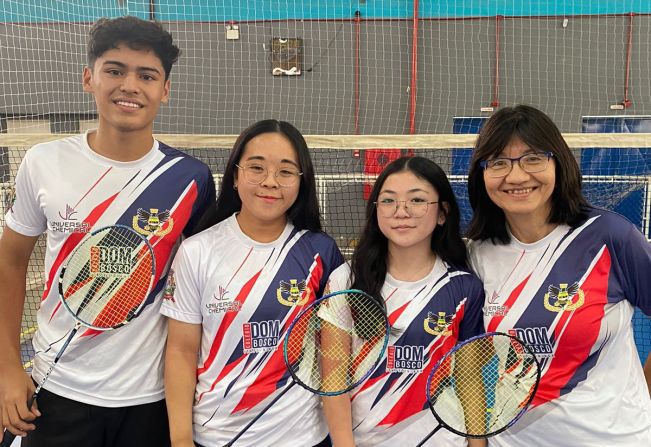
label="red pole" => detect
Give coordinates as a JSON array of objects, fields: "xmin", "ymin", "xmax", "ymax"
[
  {"xmin": 490, "ymin": 15, "xmax": 502, "ymax": 108},
  {"xmin": 354, "ymin": 11, "xmax": 361, "ymax": 135},
  {"xmin": 409, "ymin": 0, "xmax": 419, "ymax": 134},
  {"xmin": 622, "ymin": 12, "xmax": 634, "ymax": 108}
]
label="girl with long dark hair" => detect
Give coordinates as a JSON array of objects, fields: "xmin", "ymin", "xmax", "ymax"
[
  {"xmin": 162, "ymin": 120, "xmax": 343, "ymax": 447},
  {"xmin": 322, "ymin": 156, "xmax": 485, "ymax": 447}
]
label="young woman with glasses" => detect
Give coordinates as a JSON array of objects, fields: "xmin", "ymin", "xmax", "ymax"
[
  {"xmin": 322, "ymin": 156, "xmax": 486, "ymax": 447},
  {"xmin": 161, "ymin": 120, "xmax": 344, "ymax": 447},
  {"xmin": 466, "ymin": 105, "xmax": 651, "ymax": 446}
]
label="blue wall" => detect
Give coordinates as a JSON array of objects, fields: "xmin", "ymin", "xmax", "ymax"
[{"xmin": 3, "ymin": 1, "xmax": 651, "ymax": 23}]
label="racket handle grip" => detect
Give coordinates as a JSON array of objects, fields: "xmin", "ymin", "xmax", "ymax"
[
  {"xmin": 0, "ymin": 395, "xmax": 37, "ymax": 447},
  {"xmin": 0, "ymin": 430, "xmax": 17, "ymax": 447}
]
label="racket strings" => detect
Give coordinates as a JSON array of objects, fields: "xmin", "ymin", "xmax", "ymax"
[
  {"xmin": 285, "ymin": 292, "xmax": 388, "ymax": 394},
  {"xmin": 60, "ymin": 226, "xmax": 155, "ymax": 329},
  {"xmin": 427, "ymin": 334, "xmax": 539, "ymax": 437}
]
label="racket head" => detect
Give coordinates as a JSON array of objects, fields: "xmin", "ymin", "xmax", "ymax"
[
  {"xmin": 58, "ymin": 224, "xmax": 156, "ymax": 331},
  {"xmin": 283, "ymin": 289, "xmax": 389, "ymax": 396},
  {"xmin": 425, "ymin": 331, "xmax": 541, "ymax": 439}
]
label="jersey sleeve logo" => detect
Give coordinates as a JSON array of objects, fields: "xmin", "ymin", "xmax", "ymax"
[
  {"xmin": 132, "ymin": 208, "xmax": 174, "ymax": 236},
  {"xmin": 7, "ymin": 184, "xmax": 16, "ymax": 212},
  {"xmin": 277, "ymin": 279, "xmax": 310, "ymax": 306},
  {"xmin": 423, "ymin": 311, "xmax": 453, "ymax": 336},
  {"xmin": 543, "ymin": 282, "xmax": 584, "ymax": 312},
  {"xmin": 162, "ymin": 268, "xmax": 176, "ymax": 303}
]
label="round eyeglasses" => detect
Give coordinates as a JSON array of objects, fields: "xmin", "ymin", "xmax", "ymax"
[
  {"xmin": 236, "ymin": 163, "xmax": 303, "ymax": 187},
  {"xmin": 374, "ymin": 199, "xmax": 439, "ymax": 218},
  {"xmin": 480, "ymin": 152, "xmax": 554, "ymax": 178}
]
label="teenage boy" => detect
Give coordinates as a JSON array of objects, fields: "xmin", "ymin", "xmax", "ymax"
[{"xmin": 0, "ymin": 16, "xmax": 216, "ymax": 447}]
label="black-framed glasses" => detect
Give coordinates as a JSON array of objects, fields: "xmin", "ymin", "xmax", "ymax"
[
  {"xmin": 236, "ymin": 163, "xmax": 303, "ymax": 187},
  {"xmin": 374, "ymin": 199, "xmax": 439, "ymax": 218},
  {"xmin": 480, "ymin": 152, "xmax": 554, "ymax": 178}
]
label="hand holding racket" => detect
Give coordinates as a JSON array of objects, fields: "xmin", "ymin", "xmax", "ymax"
[
  {"xmin": 416, "ymin": 331, "xmax": 540, "ymax": 447},
  {"xmin": 0, "ymin": 225, "xmax": 155, "ymax": 446},
  {"xmin": 225, "ymin": 289, "xmax": 389, "ymax": 447}
]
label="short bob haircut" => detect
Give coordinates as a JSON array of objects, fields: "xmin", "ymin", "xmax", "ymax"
[
  {"xmin": 215, "ymin": 119, "xmax": 322, "ymax": 232},
  {"xmin": 88, "ymin": 16, "xmax": 180, "ymax": 80},
  {"xmin": 351, "ymin": 156, "xmax": 468, "ymax": 304},
  {"xmin": 466, "ymin": 105, "xmax": 589, "ymax": 244}
]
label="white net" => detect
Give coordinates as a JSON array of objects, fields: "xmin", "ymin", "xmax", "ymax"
[{"xmin": 2, "ymin": 1, "xmax": 651, "ymax": 133}]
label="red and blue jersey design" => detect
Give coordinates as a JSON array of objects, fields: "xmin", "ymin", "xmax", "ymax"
[
  {"xmin": 469, "ymin": 208, "xmax": 651, "ymax": 446},
  {"xmin": 6, "ymin": 132, "xmax": 216, "ymax": 407},
  {"xmin": 161, "ymin": 214, "xmax": 344, "ymax": 447},
  {"xmin": 325, "ymin": 260, "xmax": 485, "ymax": 447}
]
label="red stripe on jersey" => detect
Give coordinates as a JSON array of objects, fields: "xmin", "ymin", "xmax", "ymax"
[
  {"xmin": 352, "ymin": 372, "xmax": 389, "ymax": 400},
  {"xmin": 388, "ymin": 301, "xmax": 409, "ymax": 327},
  {"xmin": 72, "ymin": 167, "xmax": 113, "ymax": 210},
  {"xmin": 350, "ymin": 334, "xmax": 385, "ymax": 379},
  {"xmin": 197, "ymin": 269, "xmax": 262, "ymax": 378},
  {"xmin": 197, "ymin": 355, "xmax": 247, "ymax": 404},
  {"xmin": 305, "ymin": 254, "xmax": 324, "ymax": 302},
  {"xmin": 45, "ymin": 191, "xmax": 119, "ymax": 325},
  {"xmin": 232, "ymin": 255, "xmax": 324, "ymax": 413},
  {"xmin": 532, "ymin": 248, "xmax": 610, "ymax": 407},
  {"xmin": 486, "ymin": 274, "xmax": 531, "ymax": 332},
  {"xmin": 149, "ymin": 180, "xmax": 198, "ymax": 283},
  {"xmin": 377, "ymin": 303, "xmax": 464, "ymax": 427}
]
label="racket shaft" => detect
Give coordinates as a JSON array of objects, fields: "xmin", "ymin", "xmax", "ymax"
[
  {"xmin": 0, "ymin": 327, "xmax": 79, "ymax": 447},
  {"xmin": 224, "ymin": 382, "xmax": 295, "ymax": 447},
  {"xmin": 415, "ymin": 424, "xmax": 442, "ymax": 447}
]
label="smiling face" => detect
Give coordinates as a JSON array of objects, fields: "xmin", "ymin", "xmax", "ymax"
[
  {"xmin": 82, "ymin": 44, "xmax": 170, "ymax": 136},
  {"xmin": 376, "ymin": 170, "xmax": 445, "ymax": 253},
  {"xmin": 234, "ymin": 132, "xmax": 301, "ymax": 232},
  {"xmin": 483, "ymin": 136, "xmax": 556, "ymax": 226}
]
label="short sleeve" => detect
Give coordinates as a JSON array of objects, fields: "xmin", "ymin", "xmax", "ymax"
[
  {"xmin": 615, "ymin": 224, "xmax": 651, "ymax": 316},
  {"xmin": 160, "ymin": 241, "xmax": 203, "ymax": 324},
  {"xmin": 318, "ymin": 263, "xmax": 353, "ymax": 329},
  {"xmin": 5, "ymin": 150, "xmax": 47, "ymax": 236}
]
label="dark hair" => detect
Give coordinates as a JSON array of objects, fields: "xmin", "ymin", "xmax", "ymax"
[
  {"xmin": 88, "ymin": 16, "xmax": 180, "ymax": 80},
  {"xmin": 466, "ymin": 105, "xmax": 590, "ymax": 244},
  {"xmin": 351, "ymin": 156, "xmax": 468, "ymax": 305},
  {"xmin": 215, "ymin": 120, "xmax": 322, "ymax": 232}
]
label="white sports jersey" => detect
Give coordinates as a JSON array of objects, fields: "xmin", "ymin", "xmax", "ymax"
[
  {"xmin": 160, "ymin": 214, "xmax": 344, "ymax": 447},
  {"xmin": 468, "ymin": 208, "xmax": 651, "ymax": 446},
  {"xmin": 325, "ymin": 260, "xmax": 485, "ymax": 447},
  {"xmin": 5, "ymin": 132, "xmax": 216, "ymax": 407}
]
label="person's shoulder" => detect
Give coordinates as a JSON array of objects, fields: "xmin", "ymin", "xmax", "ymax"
[
  {"xmin": 326, "ymin": 261, "xmax": 352, "ymax": 290},
  {"xmin": 180, "ymin": 218, "xmax": 228, "ymax": 250},
  {"xmin": 28, "ymin": 134, "xmax": 85, "ymax": 156},
  {"xmin": 446, "ymin": 263, "xmax": 483, "ymax": 287},
  {"xmin": 582, "ymin": 207, "xmax": 639, "ymax": 240},
  {"xmin": 156, "ymin": 141, "xmax": 212, "ymax": 173},
  {"xmin": 301, "ymin": 230, "xmax": 338, "ymax": 246}
]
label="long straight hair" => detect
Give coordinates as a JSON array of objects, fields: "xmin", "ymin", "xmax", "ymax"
[
  {"xmin": 466, "ymin": 105, "xmax": 589, "ymax": 243},
  {"xmin": 215, "ymin": 119, "xmax": 322, "ymax": 232},
  {"xmin": 351, "ymin": 156, "xmax": 468, "ymax": 306}
]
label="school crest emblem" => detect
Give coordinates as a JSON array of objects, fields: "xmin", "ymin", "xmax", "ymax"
[
  {"xmin": 424, "ymin": 311, "xmax": 453, "ymax": 336},
  {"xmin": 277, "ymin": 279, "xmax": 310, "ymax": 306},
  {"xmin": 133, "ymin": 208, "xmax": 174, "ymax": 236},
  {"xmin": 544, "ymin": 282, "xmax": 584, "ymax": 312}
]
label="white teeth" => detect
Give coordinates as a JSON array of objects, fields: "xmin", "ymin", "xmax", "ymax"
[
  {"xmin": 506, "ymin": 188, "xmax": 533, "ymax": 194},
  {"xmin": 116, "ymin": 101, "xmax": 140, "ymax": 108}
]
